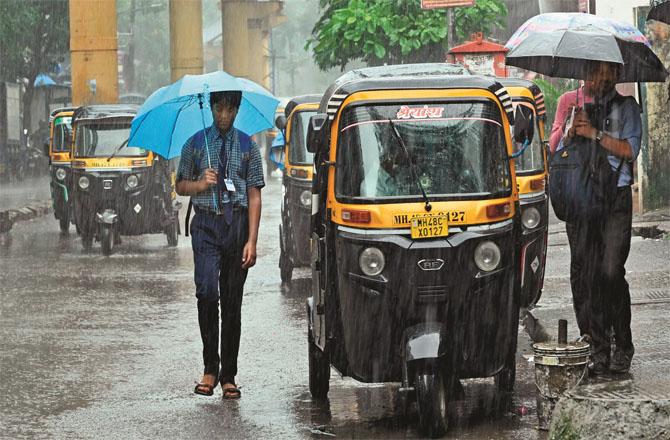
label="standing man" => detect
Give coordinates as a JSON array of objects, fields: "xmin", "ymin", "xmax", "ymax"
[
  {"xmin": 549, "ymin": 62, "xmax": 642, "ymax": 375},
  {"xmin": 176, "ymin": 91, "xmax": 264, "ymax": 398}
]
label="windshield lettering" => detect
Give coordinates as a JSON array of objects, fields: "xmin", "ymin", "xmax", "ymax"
[{"xmin": 396, "ymin": 105, "xmax": 445, "ymax": 120}]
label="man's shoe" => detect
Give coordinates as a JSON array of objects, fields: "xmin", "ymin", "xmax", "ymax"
[
  {"xmin": 609, "ymin": 349, "xmax": 633, "ymax": 374},
  {"xmin": 588, "ymin": 360, "xmax": 608, "ymax": 376}
]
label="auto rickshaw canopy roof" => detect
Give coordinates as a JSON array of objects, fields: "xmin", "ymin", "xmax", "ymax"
[
  {"xmin": 494, "ymin": 77, "xmax": 546, "ymax": 120},
  {"xmin": 319, "ymin": 63, "xmax": 514, "ymax": 124},
  {"xmin": 72, "ymin": 104, "xmax": 139, "ymax": 124},
  {"xmin": 284, "ymin": 94, "xmax": 322, "ymax": 118}
]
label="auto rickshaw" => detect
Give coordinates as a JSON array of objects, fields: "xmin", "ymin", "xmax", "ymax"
[
  {"xmin": 305, "ymin": 64, "xmax": 530, "ymax": 437},
  {"xmin": 47, "ymin": 107, "xmax": 77, "ymax": 233},
  {"xmin": 274, "ymin": 94, "xmax": 321, "ymax": 283},
  {"xmin": 70, "ymin": 105, "xmax": 181, "ymax": 255},
  {"xmin": 497, "ymin": 78, "xmax": 549, "ymax": 310}
]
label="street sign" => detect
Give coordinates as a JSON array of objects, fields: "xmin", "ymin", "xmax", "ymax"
[{"xmin": 421, "ymin": 0, "xmax": 475, "ymax": 9}]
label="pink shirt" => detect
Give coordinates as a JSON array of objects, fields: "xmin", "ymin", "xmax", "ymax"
[{"xmin": 549, "ymin": 87, "xmax": 594, "ymax": 154}]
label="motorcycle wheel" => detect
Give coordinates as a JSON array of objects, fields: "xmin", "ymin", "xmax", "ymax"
[{"xmin": 166, "ymin": 220, "xmax": 178, "ymax": 247}]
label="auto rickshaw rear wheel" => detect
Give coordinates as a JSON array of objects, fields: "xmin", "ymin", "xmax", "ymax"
[
  {"xmin": 100, "ymin": 225, "xmax": 113, "ymax": 256},
  {"xmin": 81, "ymin": 233, "xmax": 93, "ymax": 251},
  {"xmin": 279, "ymin": 248, "xmax": 293, "ymax": 283},
  {"xmin": 414, "ymin": 366, "xmax": 449, "ymax": 438},
  {"xmin": 166, "ymin": 220, "xmax": 178, "ymax": 247},
  {"xmin": 307, "ymin": 330, "xmax": 329, "ymax": 400},
  {"xmin": 59, "ymin": 215, "xmax": 69, "ymax": 233}
]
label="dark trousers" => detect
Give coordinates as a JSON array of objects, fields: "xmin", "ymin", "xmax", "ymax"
[
  {"xmin": 190, "ymin": 207, "xmax": 249, "ymax": 384},
  {"xmin": 566, "ymin": 187, "xmax": 634, "ymax": 361}
]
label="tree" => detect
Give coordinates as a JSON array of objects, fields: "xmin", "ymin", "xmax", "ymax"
[
  {"xmin": 0, "ymin": 0, "xmax": 69, "ymax": 133},
  {"xmin": 306, "ymin": 0, "xmax": 507, "ymax": 71}
]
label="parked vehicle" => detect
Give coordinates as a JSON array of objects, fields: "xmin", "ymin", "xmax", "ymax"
[
  {"xmin": 48, "ymin": 107, "xmax": 77, "ymax": 232},
  {"xmin": 70, "ymin": 105, "xmax": 181, "ymax": 255},
  {"xmin": 498, "ymin": 78, "xmax": 549, "ymax": 309},
  {"xmin": 275, "ymin": 94, "xmax": 321, "ymax": 283},
  {"xmin": 0, "ymin": 82, "xmax": 24, "ymax": 183},
  {"xmin": 304, "ymin": 64, "xmax": 524, "ymax": 437}
]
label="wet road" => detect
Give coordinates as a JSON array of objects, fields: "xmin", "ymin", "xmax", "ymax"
[{"xmin": 1, "ymin": 176, "xmax": 668, "ymax": 439}]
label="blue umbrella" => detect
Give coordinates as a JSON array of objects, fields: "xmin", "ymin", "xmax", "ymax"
[
  {"xmin": 34, "ymin": 73, "xmax": 56, "ymax": 87},
  {"xmin": 270, "ymin": 131, "xmax": 285, "ymax": 171},
  {"xmin": 128, "ymin": 71, "xmax": 280, "ymax": 160}
]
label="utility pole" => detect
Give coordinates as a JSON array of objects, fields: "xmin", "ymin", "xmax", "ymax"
[
  {"xmin": 69, "ymin": 0, "xmax": 119, "ymax": 105},
  {"xmin": 447, "ymin": 8, "xmax": 455, "ymax": 49},
  {"xmin": 169, "ymin": 0, "xmax": 204, "ymax": 82}
]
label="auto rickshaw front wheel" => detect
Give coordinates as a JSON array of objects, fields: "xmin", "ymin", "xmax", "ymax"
[
  {"xmin": 414, "ymin": 366, "xmax": 449, "ymax": 438},
  {"xmin": 100, "ymin": 225, "xmax": 113, "ymax": 256},
  {"xmin": 307, "ymin": 330, "xmax": 329, "ymax": 400}
]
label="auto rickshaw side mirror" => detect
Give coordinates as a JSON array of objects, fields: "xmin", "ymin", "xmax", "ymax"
[
  {"xmin": 275, "ymin": 115, "xmax": 287, "ymax": 131},
  {"xmin": 513, "ymin": 106, "xmax": 535, "ymax": 145},
  {"xmin": 306, "ymin": 113, "xmax": 328, "ymax": 154}
]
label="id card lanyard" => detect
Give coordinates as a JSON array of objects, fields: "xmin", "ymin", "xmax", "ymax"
[{"xmin": 220, "ymin": 139, "xmax": 236, "ymax": 193}]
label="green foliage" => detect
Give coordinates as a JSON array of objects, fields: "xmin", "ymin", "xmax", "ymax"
[
  {"xmin": 306, "ymin": 0, "xmax": 507, "ymax": 71},
  {"xmin": 0, "ymin": 0, "xmax": 69, "ymax": 83}
]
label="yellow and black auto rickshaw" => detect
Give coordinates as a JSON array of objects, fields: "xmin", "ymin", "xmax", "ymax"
[
  {"xmin": 498, "ymin": 78, "xmax": 549, "ymax": 310},
  {"xmin": 48, "ymin": 107, "xmax": 76, "ymax": 233},
  {"xmin": 70, "ymin": 105, "xmax": 180, "ymax": 255},
  {"xmin": 304, "ymin": 64, "xmax": 530, "ymax": 437},
  {"xmin": 274, "ymin": 94, "xmax": 321, "ymax": 283}
]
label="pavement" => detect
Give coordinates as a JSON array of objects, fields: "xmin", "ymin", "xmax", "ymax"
[
  {"xmin": 542, "ymin": 204, "xmax": 670, "ymax": 439},
  {"xmin": 0, "ymin": 174, "xmax": 669, "ymax": 439}
]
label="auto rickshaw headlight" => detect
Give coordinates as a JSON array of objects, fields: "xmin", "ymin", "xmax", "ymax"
[
  {"xmin": 474, "ymin": 241, "xmax": 501, "ymax": 272},
  {"xmin": 55, "ymin": 168, "xmax": 66, "ymax": 181},
  {"xmin": 126, "ymin": 174, "xmax": 139, "ymax": 189},
  {"xmin": 78, "ymin": 175, "xmax": 90, "ymax": 190},
  {"xmin": 299, "ymin": 190, "xmax": 312, "ymax": 208},
  {"xmin": 359, "ymin": 247, "xmax": 385, "ymax": 277},
  {"xmin": 521, "ymin": 206, "xmax": 541, "ymax": 230}
]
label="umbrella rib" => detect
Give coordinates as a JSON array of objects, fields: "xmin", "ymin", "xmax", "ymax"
[{"xmin": 169, "ymin": 96, "xmax": 196, "ymax": 158}]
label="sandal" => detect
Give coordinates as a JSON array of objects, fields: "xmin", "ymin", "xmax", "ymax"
[
  {"xmin": 221, "ymin": 382, "xmax": 241, "ymax": 399},
  {"xmin": 194, "ymin": 373, "xmax": 218, "ymax": 396}
]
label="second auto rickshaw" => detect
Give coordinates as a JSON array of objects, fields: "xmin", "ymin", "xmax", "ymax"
[
  {"xmin": 305, "ymin": 64, "xmax": 528, "ymax": 437},
  {"xmin": 274, "ymin": 94, "xmax": 321, "ymax": 283},
  {"xmin": 70, "ymin": 105, "xmax": 181, "ymax": 255},
  {"xmin": 498, "ymin": 78, "xmax": 549, "ymax": 310},
  {"xmin": 48, "ymin": 107, "xmax": 76, "ymax": 233}
]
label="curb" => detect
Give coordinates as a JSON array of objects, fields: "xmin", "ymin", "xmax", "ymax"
[{"xmin": 0, "ymin": 201, "xmax": 52, "ymax": 233}]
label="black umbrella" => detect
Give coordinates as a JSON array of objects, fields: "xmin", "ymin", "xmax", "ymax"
[
  {"xmin": 649, "ymin": 0, "xmax": 670, "ymax": 25},
  {"xmin": 505, "ymin": 13, "xmax": 668, "ymax": 82}
]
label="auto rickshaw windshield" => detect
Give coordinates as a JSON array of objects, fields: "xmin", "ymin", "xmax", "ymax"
[
  {"xmin": 289, "ymin": 111, "xmax": 316, "ymax": 165},
  {"xmin": 336, "ymin": 101, "xmax": 512, "ymax": 201},
  {"xmin": 74, "ymin": 120, "xmax": 146, "ymax": 158},
  {"xmin": 52, "ymin": 116, "xmax": 72, "ymax": 152}
]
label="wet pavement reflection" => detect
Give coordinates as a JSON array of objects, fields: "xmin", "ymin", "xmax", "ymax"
[{"xmin": 0, "ymin": 176, "xmax": 554, "ymax": 439}]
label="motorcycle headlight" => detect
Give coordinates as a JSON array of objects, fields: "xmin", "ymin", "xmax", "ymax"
[
  {"xmin": 474, "ymin": 241, "xmax": 501, "ymax": 272},
  {"xmin": 299, "ymin": 190, "xmax": 312, "ymax": 208},
  {"xmin": 359, "ymin": 247, "xmax": 385, "ymax": 277},
  {"xmin": 55, "ymin": 168, "xmax": 66, "ymax": 181},
  {"xmin": 78, "ymin": 175, "xmax": 90, "ymax": 190},
  {"xmin": 522, "ymin": 206, "xmax": 541, "ymax": 230},
  {"xmin": 126, "ymin": 174, "xmax": 139, "ymax": 189}
]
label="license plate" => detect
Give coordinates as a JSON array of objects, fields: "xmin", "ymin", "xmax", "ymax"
[{"xmin": 411, "ymin": 215, "xmax": 449, "ymax": 239}]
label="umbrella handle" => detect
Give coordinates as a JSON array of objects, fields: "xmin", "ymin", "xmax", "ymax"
[{"xmin": 198, "ymin": 93, "xmax": 217, "ymax": 211}]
